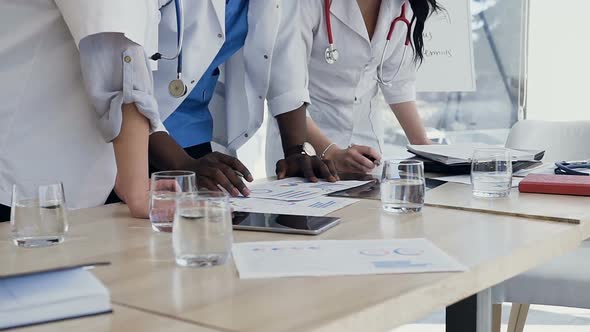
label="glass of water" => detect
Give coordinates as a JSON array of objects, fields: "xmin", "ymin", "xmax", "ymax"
[
  {"xmin": 173, "ymin": 191, "xmax": 233, "ymax": 268},
  {"xmin": 150, "ymin": 171, "xmax": 196, "ymax": 232},
  {"xmin": 381, "ymin": 160, "xmax": 425, "ymax": 213},
  {"xmin": 471, "ymin": 148, "xmax": 513, "ymax": 198},
  {"xmin": 11, "ymin": 181, "xmax": 68, "ymax": 248}
]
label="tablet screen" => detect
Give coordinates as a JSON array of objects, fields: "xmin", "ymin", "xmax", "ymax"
[{"xmin": 232, "ymin": 212, "xmax": 340, "ymax": 235}]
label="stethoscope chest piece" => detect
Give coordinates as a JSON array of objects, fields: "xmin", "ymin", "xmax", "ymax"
[
  {"xmin": 169, "ymin": 79, "xmax": 188, "ymax": 98},
  {"xmin": 325, "ymin": 46, "xmax": 340, "ymax": 65}
]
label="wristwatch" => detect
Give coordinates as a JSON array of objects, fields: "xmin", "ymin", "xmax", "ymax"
[{"xmin": 285, "ymin": 142, "xmax": 317, "ymax": 157}]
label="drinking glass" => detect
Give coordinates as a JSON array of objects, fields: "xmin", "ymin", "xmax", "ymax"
[
  {"xmin": 173, "ymin": 191, "xmax": 233, "ymax": 268},
  {"xmin": 381, "ymin": 160, "xmax": 425, "ymax": 213},
  {"xmin": 149, "ymin": 171, "xmax": 196, "ymax": 232},
  {"xmin": 11, "ymin": 181, "xmax": 68, "ymax": 248},
  {"xmin": 471, "ymin": 148, "xmax": 513, "ymax": 198}
]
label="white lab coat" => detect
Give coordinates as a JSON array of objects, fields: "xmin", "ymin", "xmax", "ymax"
[
  {"xmin": 265, "ymin": 0, "xmax": 417, "ymax": 175},
  {"xmin": 154, "ymin": 0, "xmax": 309, "ymax": 154},
  {"xmin": 0, "ymin": 0, "xmax": 159, "ymax": 208}
]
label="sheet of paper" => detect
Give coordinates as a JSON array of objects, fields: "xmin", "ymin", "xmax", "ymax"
[
  {"xmin": 232, "ymin": 239, "xmax": 467, "ymax": 279},
  {"xmin": 246, "ymin": 178, "xmax": 372, "ymax": 202},
  {"xmin": 231, "ymin": 197, "xmax": 358, "ymax": 217},
  {"xmin": 432, "ymin": 175, "xmax": 522, "ymax": 188}
]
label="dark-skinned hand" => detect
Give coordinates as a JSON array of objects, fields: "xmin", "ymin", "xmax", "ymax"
[{"xmin": 276, "ymin": 154, "xmax": 339, "ymax": 182}]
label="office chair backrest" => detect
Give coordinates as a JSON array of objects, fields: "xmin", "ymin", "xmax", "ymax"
[{"xmin": 506, "ymin": 120, "xmax": 590, "ymax": 162}]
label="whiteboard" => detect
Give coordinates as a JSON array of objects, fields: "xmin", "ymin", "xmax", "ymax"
[{"xmin": 416, "ymin": 0, "xmax": 476, "ymax": 92}]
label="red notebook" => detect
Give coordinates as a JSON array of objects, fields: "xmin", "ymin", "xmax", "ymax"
[{"xmin": 519, "ymin": 174, "xmax": 590, "ymax": 196}]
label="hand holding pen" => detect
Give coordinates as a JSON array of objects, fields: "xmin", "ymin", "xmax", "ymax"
[{"xmin": 322, "ymin": 144, "xmax": 382, "ymax": 174}]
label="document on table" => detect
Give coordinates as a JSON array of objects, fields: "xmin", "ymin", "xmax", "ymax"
[
  {"xmin": 232, "ymin": 239, "xmax": 467, "ymax": 279},
  {"xmin": 407, "ymin": 144, "xmax": 543, "ymax": 165},
  {"xmin": 432, "ymin": 175, "xmax": 523, "ymax": 187},
  {"xmin": 231, "ymin": 197, "xmax": 358, "ymax": 217},
  {"xmin": 246, "ymin": 178, "xmax": 373, "ymax": 202}
]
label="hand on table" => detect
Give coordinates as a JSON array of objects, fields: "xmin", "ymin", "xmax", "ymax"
[
  {"xmin": 276, "ymin": 154, "xmax": 339, "ymax": 182},
  {"xmin": 325, "ymin": 144, "xmax": 381, "ymax": 174},
  {"xmin": 188, "ymin": 152, "xmax": 253, "ymax": 197}
]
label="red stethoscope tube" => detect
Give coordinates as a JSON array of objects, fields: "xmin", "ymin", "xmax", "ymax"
[
  {"xmin": 325, "ymin": 0, "xmax": 335, "ymax": 45},
  {"xmin": 324, "ymin": 0, "xmax": 413, "ymax": 66}
]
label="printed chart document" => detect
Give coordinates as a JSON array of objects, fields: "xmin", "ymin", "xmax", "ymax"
[
  {"xmin": 232, "ymin": 239, "xmax": 467, "ymax": 279},
  {"xmin": 247, "ymin": 178, "xmax": 372, "ymax": 202},
  {"xmin": 231, "ymin": 196, "xmax": 358, "ymax": 217}
]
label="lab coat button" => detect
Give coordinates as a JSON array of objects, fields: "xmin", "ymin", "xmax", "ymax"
[
  {"xmin": 263, "ymin": 54, "xmax": 269, "ymax": 59},
  {"xmin": 217, "ymin": 33, "xmax": 223, "ymax": 38},
  {"xmin": 124, "ymin": 56, "xmax": 132, "ymax": 63}
]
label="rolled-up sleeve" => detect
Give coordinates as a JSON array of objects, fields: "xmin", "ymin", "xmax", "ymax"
[
  {"xmin": 266, "ymin": 0, "xmax": 311, "ymax": 117},
  {"xmin": 79, "ymin": 32, "xmax": 164, "ymax": 142}
]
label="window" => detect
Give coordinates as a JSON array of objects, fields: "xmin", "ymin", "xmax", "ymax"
[{"xmin": 383, "ymin": 0, "xmax": 529, "ymax": 158}]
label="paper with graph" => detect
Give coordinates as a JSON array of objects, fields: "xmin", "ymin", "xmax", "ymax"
[
  {"xmin": 231, "ymin": 196, "xmax": 358, "ymax": 217},
  {"xmin": 246, "ymin": 178, "xmax": 372, "ymax": 202},
  {"xmin": 232, "ymin": 239, "xmax": 467, "ymax": 279}
]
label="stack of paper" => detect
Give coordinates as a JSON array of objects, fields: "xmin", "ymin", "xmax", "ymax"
[
  {"xmin": 246, "ymin": 178, "xmax": 372, "ymax": 201},
  {"xmin": 0, "ymin": 267, "xmax": 111, "ymax": 330},
  {"xmin": 407, "ymin": 144, "xmax": 544, "ymax": 165},
  {"xmin": 231, "ymin": 196, "xmax": 358, "ymax": 217},
  {"xmin": 232, "ymin": 178, "xmax": 371, "ymax": 217}
]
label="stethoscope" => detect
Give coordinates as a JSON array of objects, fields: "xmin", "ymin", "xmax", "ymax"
[
  {"xmin": 151, "ymin": 0, "xmax": 187, "ymax": 98},
  {"xmin": 554, "ymin": 161, "xmax": 590, "ymax": 176},
  {"xmin": 324, "ymin": 0, "xmax": 413, "ymax": 87}
]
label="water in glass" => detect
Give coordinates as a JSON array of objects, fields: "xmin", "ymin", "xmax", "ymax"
[
  {"xmin": 149, "ymin": 171, "xmax": 196, "ymax": 232},
  {"xmin": 173, "ymin": 192, "xmax": 232, "ymax": 267},
  {"xmin": 149, "ymin": 192, "xmax": 177, "ymax": 232},
  {"xmin": 381, "ymin": 160, "xmax": 425, "ymax": 213},
  {"xmin": 381, "ymin": 178, "xmax": 425, "ymax": 213},
  {"xmin": 471, "ymin": 148, "xmax": 513, "ymax": 198},
  {"xmin": 11, "ymin": 182, "xmax": 68, "ymax": 248}
]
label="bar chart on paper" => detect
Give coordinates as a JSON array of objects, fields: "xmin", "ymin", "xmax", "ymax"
[
  {"xmin": 247, "ymin": 178, "xmax": 372, "ymax": 202},
  {"xmin": 232, "ymin": 239, "xmax": 468, "ymax": 279}
]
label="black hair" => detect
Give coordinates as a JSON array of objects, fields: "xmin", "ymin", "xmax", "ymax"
[{"xmin": 408, "ymin": 0, "xmax": 442, "ymax": 64}]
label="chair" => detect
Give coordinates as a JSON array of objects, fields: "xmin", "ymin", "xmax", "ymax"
[{"xmin": 492, "ymin": 120, "xmax": 590, "ymax": 332}]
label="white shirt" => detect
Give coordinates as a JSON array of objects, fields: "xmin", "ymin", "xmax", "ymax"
[
  {"xmin": 266, "ymin": 0, "xmax": 417, "ymax": 173},
  {"xmin": 154, "ymin": 0, "xmax": 309, "ymax": 153},
  {"xmin": 0, "ymin": 0, "xmax": 160, "ymax": 208}
]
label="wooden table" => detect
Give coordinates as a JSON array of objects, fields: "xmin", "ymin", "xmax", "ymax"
[
  {"xmin": 1, "ymin": 189, "xmax": 588, "ymax": 332},
  {"xmin": 426, "ymin": 183, "xmax": 590, "ymax": 331},
  {"xmin": 426, "ymin": 183, "xmax": 590, "ymax": 226}
]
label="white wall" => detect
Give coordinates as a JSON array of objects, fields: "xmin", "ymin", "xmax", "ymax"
[{"xmin": 526, "ymin": 0, "xmax": 590, "ymax": 121}]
